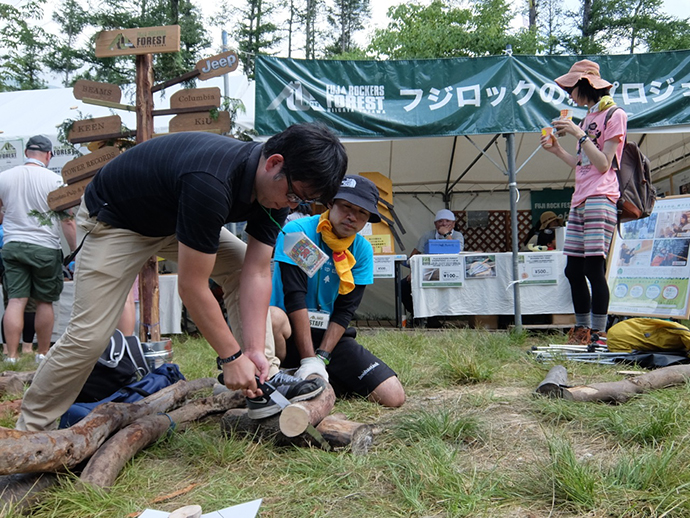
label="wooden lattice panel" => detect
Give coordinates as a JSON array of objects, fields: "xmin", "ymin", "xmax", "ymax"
[{"xmin": 454, "ymin": 210, "xmax": 534, "ymax": 252}]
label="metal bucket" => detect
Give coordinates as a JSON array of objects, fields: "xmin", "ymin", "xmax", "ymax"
[{"xmin": 142, "ymin": 339, "xmax": 174, "ymax": 371}]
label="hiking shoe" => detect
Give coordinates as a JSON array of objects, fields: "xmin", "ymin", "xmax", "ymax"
[
  {"xmin": 566, "ymin": 326, "xmax": 591, "ymax": 345},
  {"xmin": 246, "ymin": 371, "xmax": 324, "ymax": 420}
]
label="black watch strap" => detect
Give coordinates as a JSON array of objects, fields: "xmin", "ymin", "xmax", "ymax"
[
  {"xmin": 216, "ymin": 350, "xmax": 242, "ymax": 369},
  {"xmin": 315, "ymin": 348, "xmax": 331, "ymax": 365}
]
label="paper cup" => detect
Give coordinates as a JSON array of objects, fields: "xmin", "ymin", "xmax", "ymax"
[{"xmin": 541, "ymin": 127, "xmax": 554, "ymax": 147}]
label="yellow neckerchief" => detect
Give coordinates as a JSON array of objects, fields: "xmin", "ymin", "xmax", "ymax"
[
  {"xmin": 590, "ymin": 95, "xmax": 615, "ymax": 113},
  {"xmin": 316, "ymin": 210, "xmax": 357, "ymax": 295}
]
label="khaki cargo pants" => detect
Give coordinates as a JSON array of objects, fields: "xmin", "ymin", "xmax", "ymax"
[{"xmin": 17, "ymin": 203, "xmax": 278, "ymax": 431}]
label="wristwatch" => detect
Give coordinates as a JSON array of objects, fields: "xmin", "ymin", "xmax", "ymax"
[
  {"xmin": 315, "ymin": 348, "xmax": 331, "ymax": 365},
  {"xmin": 216, "ymin": 350, "xmax": 242, "ymax": 369},
  {"xmin": 578, "ymin": 134, "xmax": 589, "ymax": 147}
]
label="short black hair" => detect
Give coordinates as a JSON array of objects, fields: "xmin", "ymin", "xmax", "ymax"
[
  {"xmin": 263, "ymin": 122, "xmax": 347, "ymax": 203},
  {"xmin": 565, "ymin": 78, "xmax": 610, "ymax": 104}
]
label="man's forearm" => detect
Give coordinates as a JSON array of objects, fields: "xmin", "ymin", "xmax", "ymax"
[
  {"xmin": 318, "ymin": 322, "xmax": 346, "ymax": 354},
  {"xmin": 288, "ymin": 308, "xmax": 316, "ymax": 358}
]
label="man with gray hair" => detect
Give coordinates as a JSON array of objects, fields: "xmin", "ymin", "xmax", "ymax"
[{"xmin": 0, "ymin": 135, "xmax": 76, "ymax": 364}]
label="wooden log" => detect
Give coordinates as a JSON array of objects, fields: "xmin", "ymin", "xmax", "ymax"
[
  {"xmin": 220, "ymin": 408, "xmax": 282, "ymax": 442},
  {"xmin": 0, "ymin": 376, "xmax": 24, "ymax": 397},
  {"xmin": 0, "ymin": 377, "xmax": 215, "ymax": 475},
  {"xmin": 534, "ymin": 365, "xmax": 573, "ymax": 400},
  {"xmin": 279, "ymin": 381, "xmax": 336, "ymax": 437},
  {"xmin": 316, "ymin": 414, "xmax": 374, "ymax": 453},
  {"xmin": 564, "ymin": 364, "xmax": 690, "ymax": 403},
  {"xmin": 80, "ymin": 389, "xmax": 245, "ymax": 488}
]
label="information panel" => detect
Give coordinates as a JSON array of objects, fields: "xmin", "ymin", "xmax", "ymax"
[{"xmin": 607, "ymin": 196, "xmax": 690, "ymax": 318}]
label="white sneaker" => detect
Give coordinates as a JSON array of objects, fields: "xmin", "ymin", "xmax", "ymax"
[
  {"xmin": 35, "ymin": 353, "xmax": 47, "ymax": 364},
  {"xmin": 4, "ymin": 357, "xmax": 18, "ymax": 364}
]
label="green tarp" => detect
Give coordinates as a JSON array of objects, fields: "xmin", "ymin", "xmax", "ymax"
[{"xmin": 255, "ymin": 51, "xmax": 690, "ymax": 137}]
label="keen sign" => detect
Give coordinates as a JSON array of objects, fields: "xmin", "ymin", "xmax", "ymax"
[{"xmin": 95, "ymin": 25, "xmax": 180, "ymax": 57}]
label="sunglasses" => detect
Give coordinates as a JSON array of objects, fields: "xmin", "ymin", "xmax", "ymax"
[{"xmin": 284, "ymin": 170, "xmax": 318, "ymax": 204}]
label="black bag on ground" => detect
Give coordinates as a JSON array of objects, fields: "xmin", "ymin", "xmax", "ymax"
[{"xmin": 75, "ymin": 329, "xmax": 151, "ymax": 403}]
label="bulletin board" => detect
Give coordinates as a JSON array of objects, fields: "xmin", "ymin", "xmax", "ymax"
[{"xmin": 606, "ymin": 195, "xmax": 690, "ymax": 319}]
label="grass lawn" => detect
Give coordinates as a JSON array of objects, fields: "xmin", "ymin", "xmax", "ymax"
[{"xmin": 2, "ymin": 328, "xmax": 690, "ymax": 517}]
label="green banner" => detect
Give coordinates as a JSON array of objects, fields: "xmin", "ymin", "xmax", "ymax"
[{"xmin": 255, "ymin": 51, "xmax": 690, "ymax": 137}]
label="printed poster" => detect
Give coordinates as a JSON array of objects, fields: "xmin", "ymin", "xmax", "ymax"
[
  {"xmin": 607, "ymin": 196, "xmax": 690, "ymax": 318},
  {"xmin": 518, "ymin": 253, "xmax": 559, "ymax": 285},
  {"xmin": 420, "ymin": 254, "xmax": 464, "ymax": 287},
  {"xmin": 465, "ymin": 255, "xmax": 497, "ymax": 279}
]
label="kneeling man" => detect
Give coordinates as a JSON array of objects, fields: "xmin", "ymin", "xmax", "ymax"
[{"xmin": 270, "ymin": 175, "xmax": 405, "ymax": 408}]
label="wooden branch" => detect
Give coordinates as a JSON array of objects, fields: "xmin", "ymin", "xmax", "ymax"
[
  {"xmin": 152, "ymin": 105, "xmax": 216, "ymax": 117},
  {"xmin": 80, "ymin": 389, "xmax": 245, "ymax": 488},
  {"xmin": 0, "ymin": 377, "xmax": 215, "ymax": 475},
  {"xmin": 0, "ymin": 376, "xmax": 24, "ymax": 397},
  {"xmin": 560, "ymin": 364, "xmax": 690, "ymax": 403},
  {"xmin": 81, "ymin": 98, "xmax": 136, "ymax": 111},
  {"xmin": 68, "ymin": 130, "xmax": 137, "ymax": 144},
  {"xmin": 151, "ymin": 69, "xmax": 200, "ymax": 93}
]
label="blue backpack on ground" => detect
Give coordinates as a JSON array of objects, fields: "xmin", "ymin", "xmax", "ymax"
[{"xmin": 59, "ymin": 363, "xmax": 186, "ymax": 428}]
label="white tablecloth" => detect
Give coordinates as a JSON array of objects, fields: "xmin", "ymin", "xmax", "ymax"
[
  {"xmin": 410, "ymin": 252, "xmax": 573, "ymax": 318},
  {"xmin": 52, "ymin": 274, "xmax": 183, "ymax": 340}
]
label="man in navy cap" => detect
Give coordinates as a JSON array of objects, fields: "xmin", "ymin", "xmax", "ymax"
[
  {"xmin": 0, "ymin": 135, "xmax": 76, "ymax": 364},
  {"xmin": 268, "ymin": 175, "xmax": 405, "ymax": 411}
]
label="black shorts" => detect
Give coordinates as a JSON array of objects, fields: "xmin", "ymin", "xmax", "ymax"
[{"xmin": 283, "ymin": 327, "xmax": 397, "ymax": 399}]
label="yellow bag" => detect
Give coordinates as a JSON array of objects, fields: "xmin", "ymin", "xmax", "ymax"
[{"xmin": 607, "ymin": 318, "xmax": 690, "ymax": 353}]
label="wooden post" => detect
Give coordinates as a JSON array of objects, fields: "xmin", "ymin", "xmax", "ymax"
[{"xmin": 136, "ymin": 53, "xmax": 160, "ymax": 341}]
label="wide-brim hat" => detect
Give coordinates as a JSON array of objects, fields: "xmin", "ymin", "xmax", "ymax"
[
  {"xmin": 539, "ymin": 211, "xmax": 564, "ymax": 230},
  {"xmin": 554, "ymin": 59, "xmax": 612, "ymax": 90},
  {"xmin": 333, "ymin": 175, "xmax": 381, "ymax": 223}
]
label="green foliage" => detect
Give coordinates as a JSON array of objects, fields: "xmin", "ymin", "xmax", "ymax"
[
  {"xmin": 235, "ymin": 0, "xmax": 282, "ymax": 79},
  {"xmin": 323, "ymin": 0, "xmax": 370, "ymax": 57}
]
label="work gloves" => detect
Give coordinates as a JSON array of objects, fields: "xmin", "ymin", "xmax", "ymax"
[{"xmin": 295, "ymin": 356, "xmax": 329, "ymax": 381}]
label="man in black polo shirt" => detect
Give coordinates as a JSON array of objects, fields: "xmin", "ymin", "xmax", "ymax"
[{"xmin": 17, "ymin": 123, "xmax": 347, "ymax": 431}]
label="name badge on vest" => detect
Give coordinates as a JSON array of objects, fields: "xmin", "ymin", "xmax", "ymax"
[{"xmin": 308, "ymin": 310, "xmax": 330, "ymax": 330}]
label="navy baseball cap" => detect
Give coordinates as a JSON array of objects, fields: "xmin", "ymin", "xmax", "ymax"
[
  {"xmin": 332, "ymin": 175, "xmax": 381, "ymax": 223},
  {"xmin": 26, "ymin": 135, "xmax": 53, "ymax": 152}
]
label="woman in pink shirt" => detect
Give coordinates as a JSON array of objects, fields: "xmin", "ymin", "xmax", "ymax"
[{"xmin": 541, "ymin": 59, "xmax": 627, "ymax": 346}]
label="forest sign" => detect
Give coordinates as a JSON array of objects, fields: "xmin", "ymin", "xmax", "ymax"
[{"xmin": 95, "ymin": 25, "xmax": 180, "ymax": 57}]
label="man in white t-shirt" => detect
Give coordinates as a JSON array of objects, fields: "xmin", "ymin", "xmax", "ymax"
[{"xmin": 0, "ymin": 136, "xmax": 76, "ymax": 363}]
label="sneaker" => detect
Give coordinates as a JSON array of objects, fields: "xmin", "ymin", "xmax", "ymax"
[
  {"xmin": 246, "ymin": 371, "xmax": 324, "ymax": 420},
  {"xmin": 566, "ymin": 326, "xmax": 591, "ymax": 345},
  {"xmin": 35, "ymin": 353, "xmax": 47, "ymax": 364},
  {"xmin": 4, "ymin": 357, "xmax": 18, "ymax": 364}
]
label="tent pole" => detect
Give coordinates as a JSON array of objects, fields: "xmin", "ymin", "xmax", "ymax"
[{"xmin": 505, "ymin": 132, "xmax": 522, "ymax": 332}]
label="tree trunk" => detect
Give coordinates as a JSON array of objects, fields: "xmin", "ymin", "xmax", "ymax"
[
  {"xmin": 561, "ymin": 364, "xmax": 690, "ymax": 403},
  {"xmin": 0, "ymin": 377, "xmax": 216, "ymax": 475}
]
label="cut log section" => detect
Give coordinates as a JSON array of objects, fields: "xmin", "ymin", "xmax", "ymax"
[
  {"xmin": 534, "ymin": 365, "xmax": 573, "ymax": 400},
  {"xmin": 169, "ymin": 504, "xmax": 202, "ymax": 518},
  {"xmin": 316, "ymin": 413, "xmax": 375, "ymax": 454},
  {"xmin": 278, "ymin": 381, "xmax": 336, "ymax": 437}
]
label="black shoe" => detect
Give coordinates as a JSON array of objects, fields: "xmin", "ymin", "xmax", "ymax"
[{"xmin": 246, "ymin": 371, "xmax": 324, "ymax": 420}]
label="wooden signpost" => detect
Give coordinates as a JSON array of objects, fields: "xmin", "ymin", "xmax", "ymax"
[
  {"xmin": 169, "ymin": 87, "xmax": 221, "ymax": 109},
  {"xmin": 52, "ymin": 25, "xmax": 241, "ymax": 341},
  {"xmin": 73, "ymin": 80, "xmax": 122, "ymax": 103},
  {"xmin": 169, "ymin": 110, "xmax": 230, "ymax": 133},
  {"xmin": 196, "ymin": 51, "xmax": 239, "ymax": 80},
  {"xmin": 68, "ymin": 115, "xmax": 123, "ymax": 144},
  {"xmin": 60, "ymin": 146, "xmax": 120, "ymax": 184},
  {"xmin": 95, "ymin": 25, "xmax": 180, "ymax": 58}
]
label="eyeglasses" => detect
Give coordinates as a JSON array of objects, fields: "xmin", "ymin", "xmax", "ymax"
[{"xmin": 284, "ymin": 170, "xmax": 318, "ymax": 204}]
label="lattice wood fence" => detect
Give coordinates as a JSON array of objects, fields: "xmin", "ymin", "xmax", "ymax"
[{"xmin": 454, "ymin": 210, "xmax": 533, "ymax": 252}]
